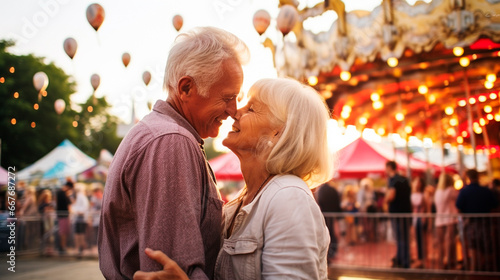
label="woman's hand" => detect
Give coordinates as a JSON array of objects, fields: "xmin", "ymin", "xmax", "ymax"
[{"xmin": 133, "ymin": 248, "xmax": 189, "ymax": 280}]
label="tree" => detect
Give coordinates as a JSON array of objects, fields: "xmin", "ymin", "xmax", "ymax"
[{"xmin": 0, "ymin": 40, "xmax": 121, "ymax": 170}]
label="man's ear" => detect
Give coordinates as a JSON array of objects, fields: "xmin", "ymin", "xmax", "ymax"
[{"xmin": 177, "ymin": 76, "xmax": 197, "ymax": 100}]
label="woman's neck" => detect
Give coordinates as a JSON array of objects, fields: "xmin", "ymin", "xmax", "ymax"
[{"xmin": 239, "ymin": 153, "xmax": 272, "ymax": 206}]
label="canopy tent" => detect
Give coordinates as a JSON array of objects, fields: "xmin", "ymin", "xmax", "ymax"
[
  {"xmin": 335, "ymin": 138, "xmax": 455, "ymax": 179},
  {"xmin": 209, "ymin": 152, "xmax": 243, "ymax": 181},
  {"xmin": 0, "ymin": 166, "xmax": 8, "ymax": 185},
  {"xmin": 78, "ymin": 149, "xmax": 113, "ymax": 182},
  {"xmin": 17, "ymin": 139, "xmax": 96, "ymax": 181}
]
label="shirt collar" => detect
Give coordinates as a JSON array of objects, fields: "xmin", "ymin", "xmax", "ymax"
[{"xmin": 152, "ymin": 100, "xmax": 204, "ymax": 145}]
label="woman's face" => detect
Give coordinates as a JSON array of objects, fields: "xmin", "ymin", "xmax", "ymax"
[{"xmin": 223, "ymin": 95, "xmax": 279, "ymax": 155}]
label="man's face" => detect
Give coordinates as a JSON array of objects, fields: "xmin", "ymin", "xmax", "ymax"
[{"xmin": 187, "ymin": 59, "xmax": 243, "ymax": 138}]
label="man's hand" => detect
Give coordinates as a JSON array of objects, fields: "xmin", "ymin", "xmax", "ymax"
[{"xmin": 133, "ymin": 248, "xmax": 189, "ymax": 280}]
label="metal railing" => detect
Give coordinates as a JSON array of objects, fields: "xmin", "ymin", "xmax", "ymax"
[{"xmin": 323, "ymin": 212, "xmax": 500, "ymax": 276}]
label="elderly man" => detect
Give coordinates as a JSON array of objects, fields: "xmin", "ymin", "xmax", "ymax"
[{"xmin": 98, "ymin": 27, "xmax": 248, "ymax": 279}]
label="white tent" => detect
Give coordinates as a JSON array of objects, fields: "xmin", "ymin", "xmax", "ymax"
[{"xmin": 17, "ymin": 139, "xmax": 96, "ymax": 181}]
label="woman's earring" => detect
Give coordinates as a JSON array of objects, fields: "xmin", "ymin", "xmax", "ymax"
[{"xmin": 267, "ymin": 141, "xmax": 273, "ymax": 147}]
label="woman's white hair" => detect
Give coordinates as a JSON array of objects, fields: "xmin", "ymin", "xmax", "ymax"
[
  {"xmin": 164, "ymin": 26, "xmax": 249, "ymax": 98},
  {"xmin": 249, "ymin": 78, "xmax": 333, "ymax": 186}
]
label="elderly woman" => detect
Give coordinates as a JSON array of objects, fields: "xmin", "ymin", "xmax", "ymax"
[{"xmin": 134, "ymin": 78, "xmax": 333, "ymax": 280}]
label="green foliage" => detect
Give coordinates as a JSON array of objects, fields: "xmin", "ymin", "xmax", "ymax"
[{"xmin": 0, "ymin": 40, "xmax": 121, "ymax": 170}]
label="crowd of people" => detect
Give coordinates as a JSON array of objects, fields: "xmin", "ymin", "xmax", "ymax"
[
  {"xmin": 314, "ymin": 163, "xmax": 500, "ymax": 272},
  {"xmin": 1, "ymin": 179, "xmax": 104, "ymax": 257}
]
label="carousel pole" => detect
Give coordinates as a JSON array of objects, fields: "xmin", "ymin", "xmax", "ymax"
[{"xmin": 463, "ymin": 68, "xmax": 478, "ymax": 169}]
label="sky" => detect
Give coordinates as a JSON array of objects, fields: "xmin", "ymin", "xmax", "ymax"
[{"xmin": 1, "ymin": 0, "xmax": 407, "ymax": 151}]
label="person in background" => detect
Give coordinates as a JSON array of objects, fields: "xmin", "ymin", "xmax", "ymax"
[
  {"xmin": 19, "ymin": 186, "xmax": 39, "ymax": 250},
  {"xmin": 73, "ymin": 183, "xmax": 90, "ymax": 257},
  {"xmin": 434, "ymin": 172, "xmax": 459, "ymax": 270},
  {"xmin": 315, "ymin": 178, "xmax": 342, "ymax": 263},
  {"xmin": 385, "ymin": 160, "xmax": 412, "ymax": 269},
  {"xmin": 38, "ymin": 189, "xmax": 56, "ymax": 255},
  {"xmin": 410, "ymin": 175, "xmax": 428, "ymax": 268},
  {"xmin": 89, "ymin": 185, "xmax": 103, "ymax": 251},
  {"xmin": 341, "ymin": 185, "xmax": 359, "ymax": 246},
  {"xmin": 357, "ymin": 178, "xmax": 376, "ymax": 242},
  {"xmin": 456, "ymin": 169, "xmax": 498, "ymax": 271},
  {"xmin": 56, "ymin": 181, "xmax": 74, "ymax": 255}
]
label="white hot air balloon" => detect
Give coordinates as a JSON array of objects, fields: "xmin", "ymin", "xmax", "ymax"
[
  {"xmin": 33, "ymin": 71, "xmax": 49, "ymax": 92},
  {"xmin": 91, "ymin": 74, "xmax": 100, "ymax": 91},
  {"xmin": 253, "ymin": 10, "xmax": 271, "ymax": 35},
  {"xmin": 277, "ymin": 5, "xmax": 299, "ymax": 36},
  {"xmin": 143, "ymin": 71, "xmax": 152, "ymax": 86},
  {"xmin": 54, "ymin": 99, "xmax": 66, "ymax": 115}
]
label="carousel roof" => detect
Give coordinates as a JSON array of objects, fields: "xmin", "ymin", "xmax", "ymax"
[{"xmin": 263, "ymin": 0, "xmax": 500, "ymax": 150}]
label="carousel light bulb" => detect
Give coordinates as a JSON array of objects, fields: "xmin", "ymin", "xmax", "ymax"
[
  {"xmin": 428, "ymin": 94, "xmax": 436, "ymax": 104},
  {"xmin": 487, "ymin": 114, "xmax": 494, "ymax": 120},
  {"xmin": 474, "ymin": 126, "xmax": 482, "ymax": 134},
  {"xmin": 458, "ymin": 99, "xmax": 467, "ymax": 107},
  {"xmin": 457, "ymin": 136, "xmax": 464, "ymax": 144},
  {"xmin": 459, "ymin": 57, "xmax": 470, "ymax": 67},
  {"xmin": 487, "ymin": 74, "xmax": 497, "ymax": 83},
  {"xmin": 485, "ymin": 81, "xmax": 494, "ymax": 89},
  {"xmin": 341, "ymin": 110, "xmax": 350, "ymax": 119},
  {"xmin": 490, "ymin": 93, "xmax": 497, "ymax": 100},
  {"xmin": 387, "ymin": 57, "xmax": 398, "ymax": 67},
  {"xmin": 377, "ymin": 127, "xmax": 386, "ymax": 135},
  {"xmin": 453, "ymin": 46, "xmax": 464, "ymax": 57},
  {"xmin": 418, "ymin": 85, "xmax": 428, "ymax": 94},
  {"xmin": 395, "ymin": 112, "xmax": 404, "ymax": 121},
  {"xmin": 340, "ymin": 71, "xmax": 351, "ymax": 81},
  {"xmin": 307, "ymin": 76, "xmax": 318, "ymax": 86},
  {"xmin": 469, "ymin": 97, "xmax": 476, "ymax": 104},
  {"xmin": 445, "ymin": 106, "xmax": 454, "ymax": 115},
  {"xmin": 450, "ymin": 118, "xmax": 458, "ymax": 126},
  {"xmin": 372, "ymin": 101, "xmax": 383, "ymax": 110},
  {"xmin": 370, "ymin": 92, "xmax": 380, "ymax": 101},
  {"xmin": 496, "ymin": 114, "xmax": 500, "ymax": 121},
  {"xmin": 478, "ymin": 95, "xmax": 487, "ymax": 102},
  {"xmin": 461, "ymin": 130, "xmax": 468, "ymax": 137},
  {"xmin": 359, "ymin": 117, "xmax": 368, "ymax": 125},
  {"xmin": 484, "ymin": 105, "xmax": 493, "ymax": 113},
  {"xmin": 343, "ymin": 105, "xmax": 352, "ymax": 112},
  {"xmin": 479, "ymin": 118, "xmax": 486, "ymax": 126},
  {"xmin": 446, "ymin": 127, "xmax": 455, "ymax": 136},
  {"xmin": 404, "ymin": 125, "xmax": 412, "ymax": 134}
]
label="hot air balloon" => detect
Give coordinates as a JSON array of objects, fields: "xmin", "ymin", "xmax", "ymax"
[
  {"xmin": 63, "ymin": 37, "xmax": 78, "ymax": 59},
  {"xmin": 122, "ymin": 52, "xmax": 131, "ymax": 68},
  {"xmin": 54, "ymin": 99, "xmax": 66, "ymax": 115},
  {"xmin": 86, "ymin": 3, "xmax": 105, "ymax": 31},
  {"xmin": 143, "ymin": 71, "xmax": 152, "ymax": 86},
  {"xmin": 276, "ymin": 5, "xmax": 299, "ymax": 36},
  {"xmin": 91, "ymin": 74, "xmax": 100, "ymax": 91},
  {"xmin": 172, "ymin": 15, "xmax": 183, "ymax": 32},
  {"xmin": 253, "ymin": 10, "xmax": 271, "ymax": 35}
]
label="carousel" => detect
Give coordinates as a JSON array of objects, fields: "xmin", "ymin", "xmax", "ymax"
[{"xmin": 253, "ymin": 0, "xmax": 500, "ymax": 179}]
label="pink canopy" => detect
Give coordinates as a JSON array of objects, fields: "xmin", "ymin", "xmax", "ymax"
[
  {"xmin": 209, "ymin": 152, "xmax": 243, "ymax": 181},
  {"xmin": 335, "ymin": 138, "xmax": 454, "ymax": 179}
]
